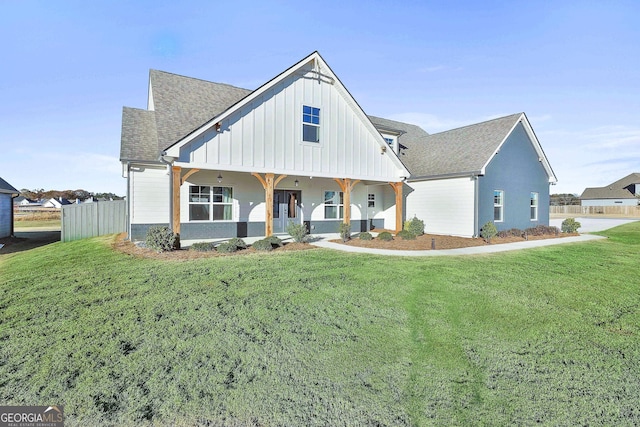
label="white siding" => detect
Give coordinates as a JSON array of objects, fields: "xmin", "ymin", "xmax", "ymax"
[
  {"xmin": 130, "ymin": 166, "xmax": 170, "ymax": 224},
  {"xmin": 0, "ymin": 194, "xmax": 11, "ymax": 238},
  {"xmin": 406, "ymin": 178, "xmax": 476, "ymax": 237},
  {"xmin": 176, "ymin": 64, "xmax": 404, "ymax": 182},
  {"xmin": 581, "ymin": 199, "xmax": 638, "ymax": 207}
]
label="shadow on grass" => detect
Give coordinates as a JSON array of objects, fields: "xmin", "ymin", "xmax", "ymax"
[{"xmin": 0, "ymin": 230, "xmax": 60, "ymax": 255}]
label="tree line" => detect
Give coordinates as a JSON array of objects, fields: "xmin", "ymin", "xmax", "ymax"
[{"xmin": 20, "ymin": 188, "xmax": 123, "ymax": 201}]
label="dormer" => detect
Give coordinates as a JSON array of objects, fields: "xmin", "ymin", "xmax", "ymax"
[{"xmin": 376, "ymin": 127, "xmax": 405, "ymax": 155}]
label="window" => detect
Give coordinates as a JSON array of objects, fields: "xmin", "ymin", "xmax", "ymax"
[
  {"xmin": 189, "ymin": 186, "xmax": 233, "ymax": 221},
  {"xmin": 302, "ymin": 105, "xmax": 320, "ymax": 142},
  {"xmin": 494, "ymin": 190, "xmax": 504, "ymax": 222},
  {"xmin": 384, "ymin": 137, "xmax": 394, "ymax": 149},
  {"xmin": 530, "ymin": 192, "xmax": 538, "ymax": 221},
  {"xmin": 368, "ymin": 193, "xmax": 375, "ymax": 208},
  {"xmin": 324, "ymin": 190, "xmax": 343, "ymax": 219}
]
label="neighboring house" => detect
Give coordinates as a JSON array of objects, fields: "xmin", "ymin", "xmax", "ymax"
[
  {"xmin": 0, "ymin": 177, "xmax": 19, "ymax": 238},
  {"xmin": 16, "ymin": 197, "xmax": 42, "ymax": 207},
  {"xmin": 580, "ymin": 173, "xmax": 640, "ymax": 206},
  {"xmin": 120, "ymin": 51, "xmax": 556, "ymax": 240},
  {"xmin": 43, "ymin": 197, "xmax": 72, "ymax": 209}
]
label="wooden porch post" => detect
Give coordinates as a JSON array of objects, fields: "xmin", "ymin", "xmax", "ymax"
[
  {"xmin": 252, "ymin": 172, "xmax": 287, "ymax": 236},
  {"xmin": 334, "ymin": 178, "xmax": 360, "ymax": 225},
  {"xmin": 389, "ymin": 182, "xmax": 404, "ymax": 232},
  {"xmin": 171, "ymin": 166, "xmax": 182, "ymax": 234}
]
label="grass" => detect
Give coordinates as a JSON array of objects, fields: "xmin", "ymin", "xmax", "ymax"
[
  {"xmin": 13, "ymin": 219, "xmax": 61, "ymax": 229},
  {"xmin": 0, "ymin": 223, "xmax": 639, "ymax": 426}
]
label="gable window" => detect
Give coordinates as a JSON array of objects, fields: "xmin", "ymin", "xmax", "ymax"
[
  {"xmin": 494, "ymin": 190, "xmax": 504, "ymax": 222},
  {"xmin": 189, "ymin": 185, "xmax": 233, "ymax": 221},
  {"xmin": 530, "ymin": 192, "xmax": 538, "ymax": 221},
  {"xmin": 302, "ymin": 105, "xmax": 320, "ymax": 143},
  {"xmin": 384, "ymin": 137, "xmax": 395, "ymax": 149},
  {"xmin": 324, "ymin": 190, "xmax": 343, "ymax": 219},
  {"xmin": 368, "ymin": 193, "xmax": 375, "ymax": 208}
]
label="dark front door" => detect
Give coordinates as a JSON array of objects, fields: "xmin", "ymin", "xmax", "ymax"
[{"xmin": 273, "ymin": 190, "xmax": 301, "ymax": 233}]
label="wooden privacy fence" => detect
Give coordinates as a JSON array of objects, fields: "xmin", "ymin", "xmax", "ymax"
[
  {"xmin": 61, "ymin": 200, "xmax": 127, "ymax": 242},
  {"xmin": 550, "ymin": 205, "xmax": 640, "ymax": 216}
]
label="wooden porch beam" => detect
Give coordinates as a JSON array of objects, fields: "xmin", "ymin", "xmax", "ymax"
[
  {"xmin": 389, "ymin": 182, "xmax": 404, "ymax": 232},
  {"xmin": 334, "ymin": 178, "xmax": 360, "ymax": 225},
  {"xmin": 252, "ymin": 172, "xmax": 287, "ymax": 236},
  {"xmin": 172, "ymin": 166, "xmax": 182, "ymax": 234}
]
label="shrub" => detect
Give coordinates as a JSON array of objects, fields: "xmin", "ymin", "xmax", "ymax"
[
  {"xmin": 359, "ymin": 232, "xmax": 373, "ymax": 241},
  {"xmin": 216, "ymin": 242, "xmax": 238, "ymax": 253},
  {"xmin": 287, "ymin": 221, "xmax": 309, "ymax": 243},
  {"xmin": 228, "ymin": 238, "xmax": 248, "ymax": 250},
  {"xmin": 404, "ymin": 216, "xmax": 425, "ymax": 236},
  {"xmin": 561, "ymin": 218, "xmax": 581, "ymax": 233},
  {"xmin": 396, "ymin": 229, "xmax": 416, "ymax": 240},
  {"xmin": 145, "ymin": 226, "xmax": 180, "ymax": 252},
  {"xmin": 480, "ymin": 221, "xmax": 498, "ymax": 243},
  {"xmin": 189, "ymin": 242, "xmax": 215, "ymax": 252},
  {"xmin": 265, "ymin": 235, "xmax": 283, "ymax": 247},
  {"xmin": 377, "ymin": 231, "xmax": 393, "ymax": 241},
  {"xmin": 338, "ymin": 222, "xmax": 352, "ymax": 242},
  {"xmin": 252, "ymin": 238, "xmax": 274, "ymax": 251}
]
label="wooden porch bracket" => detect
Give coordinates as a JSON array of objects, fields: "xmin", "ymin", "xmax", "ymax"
[
  {"xmin": 334, "ymin": 178, "xmax": 360, "ymax": 225},
  {"xmin": 180, "ymin": 168, "xmax": 201, "ymax": 185},
  {"xmin": 252, "ymin": 172, "xmax": 287, "ymax": 236},
  {"xmin": 389, "ymin": 181, "xmax": 404, "ymax": 232}
]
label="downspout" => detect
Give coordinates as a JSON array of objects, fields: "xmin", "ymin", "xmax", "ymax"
[
  {"xmin": 10, "ymin": 193, "xmax": 18, "ymax": 238},
  {"xmin": 124, "ymin": 162, "xmax": 131, "ymax": 240}
]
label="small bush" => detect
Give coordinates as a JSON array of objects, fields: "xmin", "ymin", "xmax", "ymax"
[
  {"xmin": 189, "ymin": 242, "xmax": 215, "ymax": 252},
  {"xmin": 145, "ymin": 226, "xmax": 180, "ymax": 252},
  {"xmin": 396, "ymin": 229, "xmax": 416, "ymax": 240},
  {"xmin": 252, "ymin": 239, "xmax": 274, "ymax": 251},
  {"xmin": 287, "ymin": 221, "xmax": 309, "ymax": 243},
  {"xmin": 561, "ymin": 218, "xmax": 581, "ymax": 233},
  {"xmin": 480, "ymin": 221, "xmax": 498, "ymax": 243},
  {"xmin": 265, "ymin": 235, "xmax": 283, "ymax": 247},
  {"xmin": 338, "ymin": 222, "xmax": 352, "ymax": 242},
  {"xmin": 216, "ymin": 242, "xmax": 238, "ymax": 253},
  {"xmin": 377, "ymin": 231, "xmax": 393, "ymax": 241},
  {"xmin": 359, "ymin": 232, "xmax": 373, "ymax": 241},
  {"xmin": 404, "ymin": 217, "xmax": 425, "ymax": 236},
  {"xmin": 228, "ymin": 237, "xmax": 248, "ymax": 250}
]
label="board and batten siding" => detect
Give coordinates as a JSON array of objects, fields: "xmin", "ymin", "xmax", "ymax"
[
  {"xmin": 130, "ymin": 166, "xmax": 170, "ymax": 224},
  {"xmin": 177, "ymin": 66, "xmax": 403, "ymax": 182},
  {"xmin": 405, "ymin": 178, "xmax": 476, "ymax": 237},
  {"xmin": 0, "ymin": 194, "xmax": 11, "ymax": 238}
]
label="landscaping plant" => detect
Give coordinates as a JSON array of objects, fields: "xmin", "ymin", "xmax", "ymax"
[
  {"xmin": 377, "ymin": 231, "xmax": 393, "ymax": 241},
  {"xmin": 396, "ymin": 229, "xmax": 416, "ymax": 240},
  {"xmin": 480, "ymin": 221, "xmax": 498, "ymax": 243},
  {"xmin": 561, "ymin": 217, "xmax": 581, "ymax": 233},
  {"xmin": 404, "ymin": 216, "xmax": 425, "ymax": 236},
  {"xmin": 287, "ymin": 221, "xmax": 309, "ymax": 243},
  {"xmin": 359, "ymin": 232, "xmax": 373, "ymax": 240},
  {"xmin": 144, "ymin": 226, "xmax": 180, "ymax": 252},
  {"xmin": 338, "ymin": 222, "xmax": 352, "ymax": 242}
]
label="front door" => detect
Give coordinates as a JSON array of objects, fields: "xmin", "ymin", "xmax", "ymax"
[{"xmin": 273, "ymin": 190, "xmax": 301, "ymax": 234}]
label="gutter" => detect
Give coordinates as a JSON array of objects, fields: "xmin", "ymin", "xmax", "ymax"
[{"xmin": 406, "ymin": 170, "xmax": 483, "ymax": 182}]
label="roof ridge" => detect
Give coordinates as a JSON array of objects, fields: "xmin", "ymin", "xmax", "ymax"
[
  {"xmin": 428, "ymin": 112, "xmax": 523, "ymax": 136},
  {"xmin": 149, "ymin": 69, "xmax": 253, "ymax": 92}
]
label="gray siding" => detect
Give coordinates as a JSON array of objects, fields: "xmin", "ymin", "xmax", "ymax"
[
  {"xmin": 478, "ymin": 123, "xmax": 550, "ymax": 233},
  {"xmin": 0, "ymin": 194, "xmax": 11, "ymax": 238}
]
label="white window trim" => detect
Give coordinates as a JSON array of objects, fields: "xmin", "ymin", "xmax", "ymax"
[
  {"xmin": 188, "ymin": 185, "xmax": 234, "ymax": 222},
  {"xmin": 530, "ymin": 192, "xmax": 539, "ymax": 221},
  {"xmin": 302, "ymin": 104, "xmax": 320, "ymax": 144},
  {"xmin": 494, "ymin": 190, "xmax": 504, "ymax": 223},
  {"xmin": 323, "ymin": 190, "xmax": 344, "ymax": 220}
]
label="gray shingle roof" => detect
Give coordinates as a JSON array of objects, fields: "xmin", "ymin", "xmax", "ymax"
[
  {"xmin": 580, "ymin": 173, "xmax": 640, "ymax": 199},
  {"xmin": 0, "ymin": 177, "xmax": 18, "ymax": 194},
  {"xmin": 120, "ymin": 70, "xmax": 252, "ymax": 162},
  {"xmin": 404, "ymin": 113, "xmax": 523, "ymax": 178},
  {"xmin": 368, "ymin": 115, "xmax": 430, "ymax": 172}
]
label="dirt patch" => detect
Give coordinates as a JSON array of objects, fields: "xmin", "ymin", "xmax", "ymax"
[
  {"xmin": 111, "ymin": 234, "xmax": 318, "ymax": 260},
  {"xmin": 333, "ymin": 231, "xmax": 578, "ymax": 251}
]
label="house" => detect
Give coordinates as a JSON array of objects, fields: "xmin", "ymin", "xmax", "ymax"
[
  {"xmin": 15, "ymin": 197, "xmax": 42, "ymax": 207},
  {"xmin": 42, "ymin": 197, "xmax": 72, "ymax": 209},
  {"xmin": 580, "ymin": 173, "xmax": 640, "ymax": 206},
  {"xmin": 0, "ymin": 177, "xmax": 19, "ymax": 238},
  {"xmin": 120, "ymin": 52, "xmax": 556, "ymax": 240}
]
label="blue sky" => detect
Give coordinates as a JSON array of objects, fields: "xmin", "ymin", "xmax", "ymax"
[{"xmin": 1, "ymin": 0, "xmax": 639, "ymax": 196}]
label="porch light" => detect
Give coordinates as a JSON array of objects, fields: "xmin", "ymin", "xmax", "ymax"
[
  {"xmin": 294, "ymin": 179, "xmax": 299, "ymax": 187},
  {"xmin": 217, "ymin": 173, "xmax": 223, "ymax": 183}
]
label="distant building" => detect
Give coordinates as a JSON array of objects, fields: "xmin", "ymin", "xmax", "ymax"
[
  {"xmin": 580, "ymin": 173, "xmax": 640, "ymax": 206},
  {"xmin": 43, "ymin": 197, "xmax": 73, "ymax": 209}
]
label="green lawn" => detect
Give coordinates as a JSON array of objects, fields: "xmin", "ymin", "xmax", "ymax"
[
  {"xmin": 1, "ymin": 223, "xmax": 639, "ymax": 426},
  {"xmin": 14, "ymin": 219, "xmax": 61, "ymax": 229}
]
